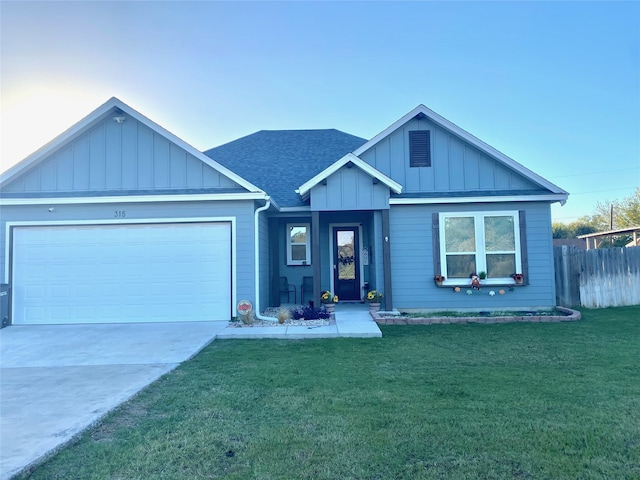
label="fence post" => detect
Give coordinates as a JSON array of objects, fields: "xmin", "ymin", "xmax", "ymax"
[{"xmin": 554, "ymin": 246, "xmax": 581, "ymax": 307}]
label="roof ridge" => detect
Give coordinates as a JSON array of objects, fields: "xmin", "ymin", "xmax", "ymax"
[{"xmin": 204, "ymin": 128, "xmax": 367, "ymax": 153}]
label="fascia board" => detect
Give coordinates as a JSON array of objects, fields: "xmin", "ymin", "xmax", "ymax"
[
  {"xmin": 297, "ymin": 153, "xmax": 402, "ymax": 200},
  {"xmin": 265, "ymin": 196, "xmax": 280, "ymax": 211},
  {"xmin": 389, "ymin": 193, "xmax": 569, "ymax": 205},
  {"xmin": 353, "ymin": 104, "xmax": 568, "ymax": 196},
  {"xmin": 0, "ymin": 192, "xmax": 268, "ymax": 206},
  {"xmin": 278, "ymin": 206, "xmax": 312, "ymax": 213}
]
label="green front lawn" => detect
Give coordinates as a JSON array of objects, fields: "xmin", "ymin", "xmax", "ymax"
[{"xmin": 23, "ymin": 306, "xmax": 640, "ymax": 479}]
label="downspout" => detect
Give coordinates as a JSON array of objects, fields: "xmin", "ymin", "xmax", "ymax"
[{"xmin": 254, "ymin": 197, "xmax": 276, "ymax": 321}]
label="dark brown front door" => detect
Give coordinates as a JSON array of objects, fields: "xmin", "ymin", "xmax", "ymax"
[{"xmin": 333, "ymin": 227, "xmax": 360, "ymax": 301}]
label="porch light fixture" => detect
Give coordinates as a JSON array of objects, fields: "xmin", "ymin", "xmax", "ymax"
[{"xmin": 113, "ymin": 115, "xmax": 126, "ymax": 124}]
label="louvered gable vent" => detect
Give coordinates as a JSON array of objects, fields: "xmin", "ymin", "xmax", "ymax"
[{"xmin": 409, "ymin": 130, "xmax": 431, "ymax": 167}]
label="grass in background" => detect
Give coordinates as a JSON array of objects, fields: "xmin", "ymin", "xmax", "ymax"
[{"xmin": 21, "ymin": 306, "xmax": 640, "ymax": 479}]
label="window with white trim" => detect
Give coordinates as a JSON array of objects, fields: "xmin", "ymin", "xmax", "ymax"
[
  {"xmin": 439, "ymin": 211, "xmax": 521, "ymax": 283},
  {"xmin": 287, "ymin": 223, "xmax": 311, "ymax": 266}
]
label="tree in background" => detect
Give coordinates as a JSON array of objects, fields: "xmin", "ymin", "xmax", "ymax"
[
  {"xmin": 555, "ymin": 188, "xmax": 640, "ymax": 246},
  {"xmin": 581, "ymin": 187, "xmax": 640, "ymax": 231},
  {"xmin": 552, "ymin": 221, "xmax": 597, "ymax": 239}
]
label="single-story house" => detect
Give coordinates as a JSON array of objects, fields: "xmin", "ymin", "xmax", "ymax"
[{"xmin": 0, "ymin": 97, "xmax": 568, "ymax": 325}]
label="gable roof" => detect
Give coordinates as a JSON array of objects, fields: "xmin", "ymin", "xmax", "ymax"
[
  {"xmin": 296, "ymin": 153, "xmax": 402, "ymax": 201},
  {"xmin": 0, "ymin": 97, "xmax": 264, "ymax": 194},
  {"xmin": 354, "ymin": 104, "xmax": 569, "ymax": 197},
  {"xmin": 205, "ymin": 129, "xmax": 367, "ymax": 207}
]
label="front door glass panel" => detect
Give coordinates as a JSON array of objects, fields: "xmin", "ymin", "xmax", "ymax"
[{"xmin": 334, "ymin": 227, "xmax": 360, "ymax": 300}]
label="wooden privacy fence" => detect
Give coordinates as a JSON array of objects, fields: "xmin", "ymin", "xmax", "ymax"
[{"xmin": 554, "ymin": 246, "xmax": 640, "ymax": 308}]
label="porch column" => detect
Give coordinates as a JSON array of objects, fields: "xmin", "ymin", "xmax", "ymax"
[
  {"xmin": 382, "ymin": 209, "xmax": 393, "ymax": 310},
  {"xmin": 312, "ymin": 210, "xmax": 322, "ymax": 308}
]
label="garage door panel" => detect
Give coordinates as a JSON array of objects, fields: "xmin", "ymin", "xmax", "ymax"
[{"xmin": 12, "ymin": 223, "xmax": 232, "ymax": 324}]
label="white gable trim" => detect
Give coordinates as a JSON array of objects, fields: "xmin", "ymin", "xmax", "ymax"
[
  {"xmin": 353, "ymin": 104, "xmax": 568, "ymax": 196},
  {"xmin": 390, "ymin": 193, "xmax": 568, "ymax": 205},
  {"xmin": 0, "ymin": 192, "xmax": 268, "ymax": 206},
  {"xmin": 0, "ymin": 97, "xmax": 264, "ymax": 194},
  {"xmin": 296, "ymin": 153, "xmax": 402, "ymax": 200}
]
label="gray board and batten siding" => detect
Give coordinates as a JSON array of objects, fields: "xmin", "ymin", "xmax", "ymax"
[
  {"xmin": 390, "ymin": 202, "xmax": 557, "ymax": 310},
  {"xmin": 359, "ymin": 116, "xmax": 541, "ymax": 194},
  {"xmin": 310, "ymin": 165, "xmax": 391, "ymax": 211},
  {"xmin": 2, "ymin": 113, "xmax": 243, "ymax": 194}
]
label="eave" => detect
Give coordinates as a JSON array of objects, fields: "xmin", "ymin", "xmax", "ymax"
[
  {"xmin": 389, "ymin": 193, "xmax": 568, "ymax": 205},
  {"xmin": 0, "ymin": 191, "xmax": 269, "ymax": 206}
]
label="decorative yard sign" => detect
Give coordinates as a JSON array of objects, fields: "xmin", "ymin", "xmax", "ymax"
[{"xmin": 237, "ymin": 300, "xmax": 253, "ymax": 315}]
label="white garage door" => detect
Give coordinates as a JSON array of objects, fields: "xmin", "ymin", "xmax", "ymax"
[{"xmin": 11, "ymin": 222, "xmax": 232, "ymax": 324}]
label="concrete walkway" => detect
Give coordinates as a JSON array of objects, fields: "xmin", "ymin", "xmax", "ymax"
[{"xmin": 217, "ymin": 303, "xmax": 382, "ymax": 339}]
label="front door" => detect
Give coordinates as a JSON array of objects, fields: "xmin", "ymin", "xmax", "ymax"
[{"xmin": 333, "ymin": 227, "xmax": 360, "ymax": 301}]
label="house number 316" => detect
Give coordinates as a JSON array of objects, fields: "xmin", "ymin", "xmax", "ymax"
[{"xmin": 114, "ymin": 210, "xmax": 126, "ymax": 218}]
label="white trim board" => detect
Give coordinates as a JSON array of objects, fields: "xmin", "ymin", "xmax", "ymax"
[
  {"xmin": 0, "ymin": 192, "xmax": 267, "ymax": 206},
  {"xmin": 389, "ymin": 194, "xmax": 568, "ymax": 205}
]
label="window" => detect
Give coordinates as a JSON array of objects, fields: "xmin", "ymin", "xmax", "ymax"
[
  {"xmin": 287, "ymin": 223, "xmax": 311, "ymax": 266},
  {"xmin": 409, "ymin": 130, "xmax": 431, "ymax": 167},
  {"xmin": 438, "ymin": 211, "xmax": 522, "ymax": 283}
]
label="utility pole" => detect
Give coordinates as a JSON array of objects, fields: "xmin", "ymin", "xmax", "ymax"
[
  {"xmin": 610, "ymin": 205, "xmax": 614, "ymax": 230},
  {"xmin": 610, "ymin": 205, "xmax": 614, "ymax": 247}
]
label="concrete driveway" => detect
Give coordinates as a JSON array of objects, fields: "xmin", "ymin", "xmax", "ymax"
[{"xmin": 0, "ymin": 322, "xmax": 227, "ymax": 479}]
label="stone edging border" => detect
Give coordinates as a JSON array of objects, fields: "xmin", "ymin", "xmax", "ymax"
[{"xmin": 371, "ymin": 306, "xmax": 581, "ymax": 325}]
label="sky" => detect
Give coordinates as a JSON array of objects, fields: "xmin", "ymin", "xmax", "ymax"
[{"xmin": 1, "ymin": 1, "xmax": 638, "ymax": 223}]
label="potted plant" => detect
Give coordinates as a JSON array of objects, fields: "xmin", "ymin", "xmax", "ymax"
[
  {"xmin": 512, "ymin": 273, "xmax": 524, "ymax": 284},
  {"xmin": 434, "ymin": 274, "xmax": 446, "ymax": 286},
  {"xmin": 478, "ymin": 271, "xmax": 487, "ymax": 280},
  {"xmin": 366, "ymin": 290, "xmax": 383, "ymax": 311},
  {"xmin": 321, "ymin": 290, "xmax": 338, "ymax": 315}
]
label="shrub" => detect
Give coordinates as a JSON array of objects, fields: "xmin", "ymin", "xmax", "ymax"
[
  {"xmin": 292, "ymin": 306, "xmax": 330, "ymax": 320},
  {"xmin": 277, "ymin": 308, "xmax": 291, "ymax": 324}
]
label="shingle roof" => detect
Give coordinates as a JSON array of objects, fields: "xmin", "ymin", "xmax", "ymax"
[{"xmin": 204, "ymin": 129, "xmax": 367, "ymax": 207}]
